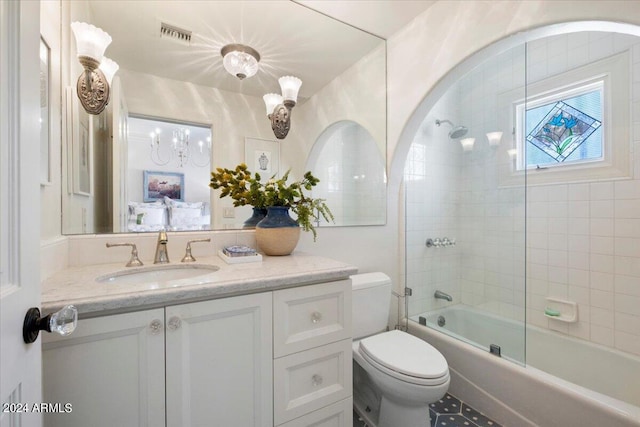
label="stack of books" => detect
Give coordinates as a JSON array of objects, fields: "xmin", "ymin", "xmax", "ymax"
[
  {"xmin": 222, "ymin": 245, "xmax": 257, "ymax": 257},
  {"xmin": 218, "ymin": 245, "xmax": 262, "ymax": 264}
]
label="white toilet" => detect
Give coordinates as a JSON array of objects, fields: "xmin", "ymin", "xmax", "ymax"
[{"xmin": 351, "ymin": 272, "xmax": 450, "ymax": 427}]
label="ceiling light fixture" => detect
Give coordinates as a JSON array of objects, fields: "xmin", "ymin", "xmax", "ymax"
[
  {"xmin": 263, "ymin": 76, "xmax": 302, "ymax": 139},
  {"xmin": 220, "ymin": 44, "xmax": 261, "ymax": 80},
  {"xmin": 70, "ymin": 22, "xmax": 118, "ymax": 115}
]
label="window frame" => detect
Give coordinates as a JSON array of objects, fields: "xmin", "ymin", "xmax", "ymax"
[
  {"xmin": 498, "ymin": 50, "xmax": 631, "ymax": 187},
  {"xmin": 515, "ymin": 79, "xmax": 604, "ymax": 171}
]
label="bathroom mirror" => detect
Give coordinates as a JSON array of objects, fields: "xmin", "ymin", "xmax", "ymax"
[{"xmin": 57, "ymin": 0, "xmax": 386, "ymax": 234}]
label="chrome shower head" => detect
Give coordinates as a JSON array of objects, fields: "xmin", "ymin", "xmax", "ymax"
[
  {"xmin": 435, "ymin": 119, "xmax": 468, "ymax": 139},
  {"xmin": 449, "ymin": 125, "xmax": 468, "ymax": 139}
]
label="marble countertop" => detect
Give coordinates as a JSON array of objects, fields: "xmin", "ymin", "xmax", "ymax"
[{"xmin": 42, "ymin": 252, "xmax": 358, "ymax": 317}]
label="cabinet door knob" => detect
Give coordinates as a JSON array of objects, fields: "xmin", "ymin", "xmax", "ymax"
[
  {"xmin": 23, "ymin": 305, "xmax": 78, "ymax": 344},
  {"xmin": 149, "ymin": 319, "xmax": 163, "ymax": 335},
  {"xmin": 311, "ymin": 374, "xmax": 323, "ymax": 387},
  {"xmin": 311, "ymin": 311, "xmax": 322, "ymax": 324},
  {"xmin": 167, "ymin": 316, "xmax": 182, "ymax": 331}
]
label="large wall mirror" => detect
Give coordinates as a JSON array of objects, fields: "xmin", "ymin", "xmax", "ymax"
[{"xmin": 58, "ymin": 0, "xmax": 387, "ymax": 235}]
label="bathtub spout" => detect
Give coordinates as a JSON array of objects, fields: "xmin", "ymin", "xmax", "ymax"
[{"xmin": 434, "ymin": 290, "xmax": 453, "ymax": 302}]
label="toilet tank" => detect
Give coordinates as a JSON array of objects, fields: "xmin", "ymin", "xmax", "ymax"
[{"xmin": 351, "ymin": 272, "xmax": 392, "ymax": 339}]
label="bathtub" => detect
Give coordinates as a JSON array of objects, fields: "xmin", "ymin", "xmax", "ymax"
[{"xmin": 409, "ymin": 305, "xmax": 640, "ymax": 427}]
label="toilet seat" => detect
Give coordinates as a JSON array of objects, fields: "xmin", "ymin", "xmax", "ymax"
[{"xmin": 358, "ymin": 330, "xmax": 449, "ymax": 386}]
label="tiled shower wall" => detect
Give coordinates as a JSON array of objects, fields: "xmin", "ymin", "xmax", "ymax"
[
  {"xmin": 526, "ymin": 33, "xmax": 640, "ymax": 356},
  {"xmin": 405, "ymin": 32, "xmax": 640, "ymax": 357}
]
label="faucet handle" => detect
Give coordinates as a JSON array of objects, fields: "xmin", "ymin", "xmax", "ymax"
[
  {"xmin": 181, "ymin": 238, "xmax": 211, "ymax": 263},
  {"xmin": 106, "ymin": 243, "xmax": 143, "ymax": 267}
]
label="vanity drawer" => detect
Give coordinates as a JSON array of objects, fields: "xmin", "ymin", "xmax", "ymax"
[
  {"xmin": 277, "ymin": 397, "xmax": 353, "ymax": 427},
  {"xmin": 274, "ymin": 279, "xmax": 352, "ymax": 357},
  {"xmin": 273, "ymin": 339, "xmax": 352, "ymax": 425}
]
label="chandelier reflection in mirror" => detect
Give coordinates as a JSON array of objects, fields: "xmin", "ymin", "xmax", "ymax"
[{"xmin": 149, "ymin": 128, "xmax": 211, "ymax": 168}]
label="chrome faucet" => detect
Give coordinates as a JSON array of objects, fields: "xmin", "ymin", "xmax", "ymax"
[
  {"xmin": 154, "ymin": 230, "xmax": 170, "ymax": 264},
  {"xmin": 434, "ymin": 290, "xmax": 453, "ymax": 302}
]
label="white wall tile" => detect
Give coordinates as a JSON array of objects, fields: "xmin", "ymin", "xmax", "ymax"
[
  {"xmin": 615, "ymin": 293, "xmax": 640, "ymax": 316},
  {"xmin": 615, "ymin": 274, "xmax": 640, "ymax": 296},
  {"xmin": 590, "ymin": 200, "xmax": 614, "ymax": 218},
  {"xmin": 590, "ymin": 182, "xmax": 614, "ymax": 200},
  {"xmin": 615, "ymin": 199, "xmax": 640, "ymax": 218},
  {"xmin": 590, "ymin": 307, "xmax": 614, "ymax": 328},
  {"xmin": 590, "ymin": 271, "xmax": 614, "ymax": 292},
  {"xmin": 615, "ymin": 180, "xmax": 640, "ymax": 199},
  {"xmin": 590, "ymin": 254, "xmax": 615, "ymax": 273},
  {"xmin": 590, "ymin": 325, "xmax": 614, "ymax": 346},
  {"xmin": 614, "ymin": 237, "xmax": 640, "ymax": 257}
]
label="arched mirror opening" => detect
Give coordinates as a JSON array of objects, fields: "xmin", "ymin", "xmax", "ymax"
[
  {"xmin": 305, "ymin": 121, "xmax": 386, "ymax": 226},
  {"xmin": 403, "ymin": 28, "xmax": 640, "ymax": 410},
  {"xmin": 57, "ymin": 0, "xmax": 387, "ymax": 235}
]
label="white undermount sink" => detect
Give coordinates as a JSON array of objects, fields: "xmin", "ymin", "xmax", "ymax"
[{"xmin": 96, "ymin": 264, "xmax": 220, "ymax": 285}]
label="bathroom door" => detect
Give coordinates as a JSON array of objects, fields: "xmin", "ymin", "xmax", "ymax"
[{"xmin": 0, "ymin": 1, "xmax": 44, "ymax": 426}]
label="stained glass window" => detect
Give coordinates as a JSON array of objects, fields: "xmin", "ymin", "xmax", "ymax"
[{"xmin": 524, "ymin": 88, "xmax": 603, "ymax": 168}]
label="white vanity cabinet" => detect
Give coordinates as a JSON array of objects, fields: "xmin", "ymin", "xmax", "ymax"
[
  {"xmin": 273, "ymin": 279, "xmax": 353, "ymax": 426},
  {"xmin": 165, "ymin": 292, "xmax": 273, "ymax": 427},
  {"xmin": 42, "ymin": 279, "xmax": 352, "ymax": 427},
  {"xmin": 42, "ymin": 293, "xmax": 272, "ymax": 427},
  {"xmin": 42, "ymin": 308, "xmax": 166, "ymax": 427}
]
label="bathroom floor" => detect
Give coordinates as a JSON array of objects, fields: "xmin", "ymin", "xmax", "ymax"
[{"xmin": 353, "ymin": 393, "xmax": 502, "ymax": 427}]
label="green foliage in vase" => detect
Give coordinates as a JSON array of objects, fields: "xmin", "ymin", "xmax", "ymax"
[{"xmin": 209, "ymin": 164, "xmax": 334, "ymax": 240}]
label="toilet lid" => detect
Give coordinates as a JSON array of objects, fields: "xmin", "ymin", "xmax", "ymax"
[{"xmin": 359, "ymin": 330, "xmax": 448, "ymax": 380}]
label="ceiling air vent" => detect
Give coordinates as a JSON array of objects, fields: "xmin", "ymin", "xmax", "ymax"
[{"xmin": 160, "ymin": 22, "xmax": 192, "ymax": 45}]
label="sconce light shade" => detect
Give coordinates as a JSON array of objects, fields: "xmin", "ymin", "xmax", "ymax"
[
  {"xmin": 263, "ymin": 76, "xmax": 302, "ymax": 140},
  {"xmin": 70, "ymin": 21, "xmax": 112, "ymax": 63},
  {"xmin": 278, "ymin": 76, "xmax": 302, "ymax": 105},
  {"xmin": 99, "ymin": 57, "xmax": 119, "ymax": 85},
  {"xmin": 460, "ymin": 137, "xmax": 475, "ymax": 151},
  {"xmin": 221, "ymin": 44, "xmax": 261, "ymax": 80},
  {"xmin": 507, "ymin": 148, "xmax": 518, "ymax": 158},
  {"xmin": 71, "ymin": 22, "xmax": 116, "ymax": 115},
  {"xmin": 263, "ymin": 93, "xmax": 283, "ymax": 116},
  {"xmin": 486, "ymin": 131, "xmax": 503, "ymax": 146}
]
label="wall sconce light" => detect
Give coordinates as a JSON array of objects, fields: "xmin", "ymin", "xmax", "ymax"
[
  {"xmin": 220, "ymin": 44, "xmax": 261, "ymax": 80},
  {"xmin": 70, "ymin": 22, "xmax": 118, "ymax": 115},
  {"xmin": 486, "ymin": 131, "xmax": 503, "ymax": 147},
  {"xmin": 263, "ymin": 76, "xmax": 302, "ymax": 139},
  {"xmin": 460, "ymin": 137, "xmax": 475, "ymax": 151},
  {"xmin": 507, "ymin": 148, "xmax": 518, "ymax": 158}
]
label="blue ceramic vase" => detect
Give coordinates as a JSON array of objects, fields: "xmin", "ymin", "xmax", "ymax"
[
  {"xmin": 243, "ymin": 207, "xmax": 268, "ymax": 229},
  {"xmin": 255, "ymin": 206, "xmax": 301, "ymax": 255}
]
